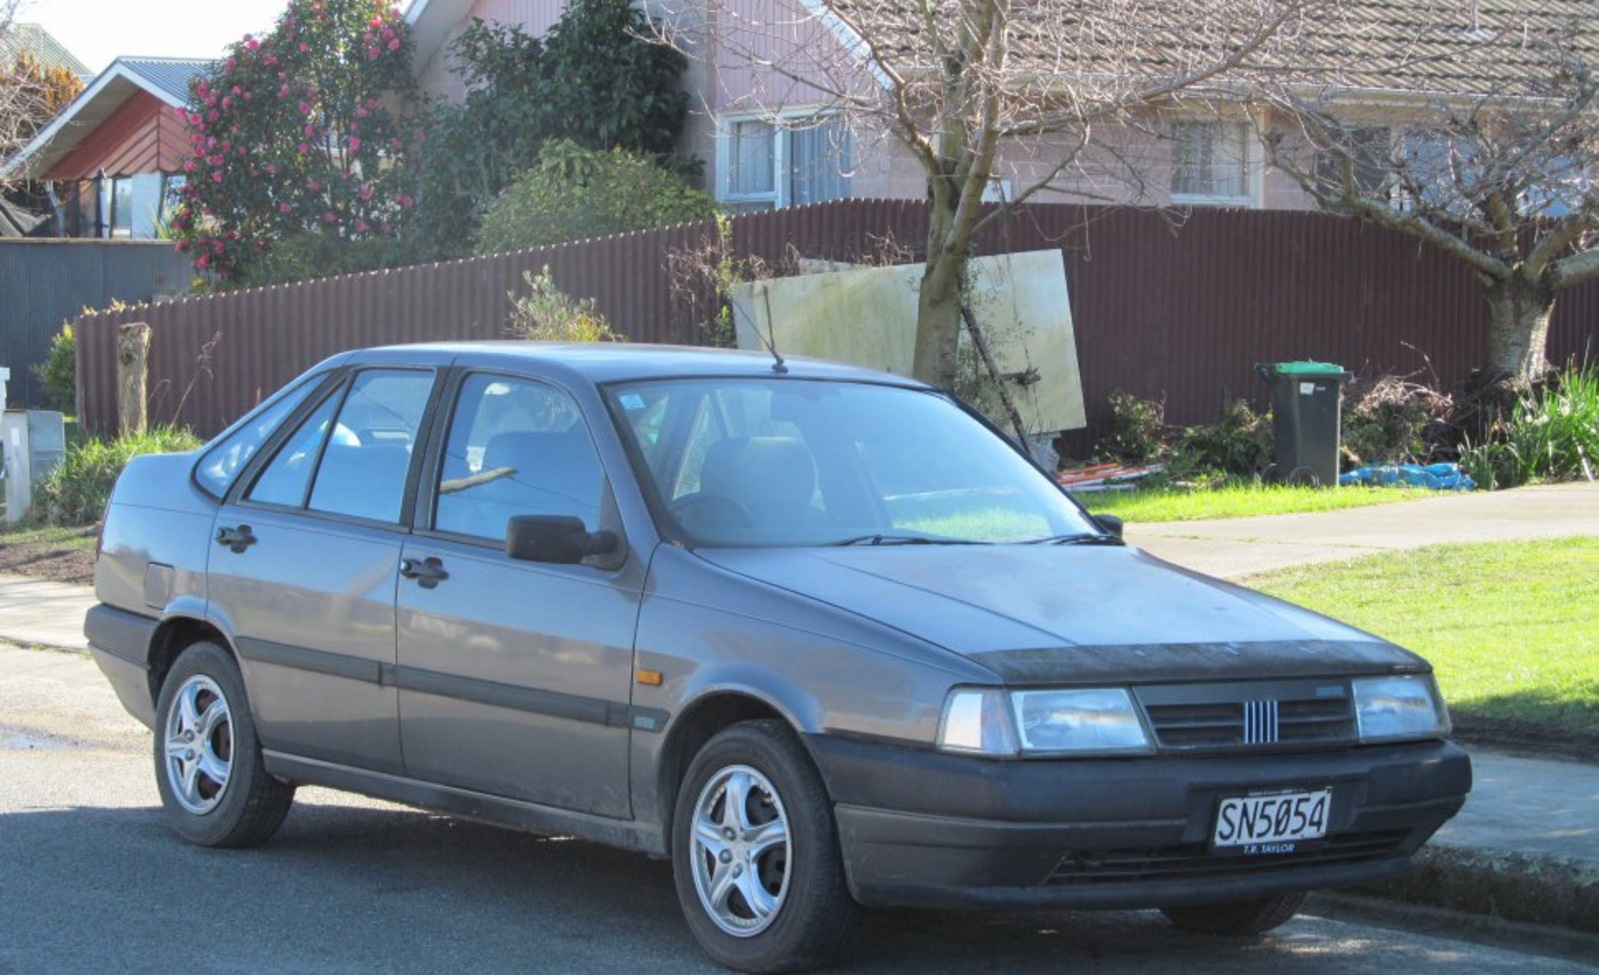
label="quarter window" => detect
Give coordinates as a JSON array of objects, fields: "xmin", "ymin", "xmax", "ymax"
[
  {"xmin": 195, "ymin": 376, "xmax": 324, "ymax": 498},
  {"xmin": 433, "ymin": 374, "xmax": 606, "ymax": 541}
]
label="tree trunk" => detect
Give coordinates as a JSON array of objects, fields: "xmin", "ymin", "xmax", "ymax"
[
  {"xmin": 1482, "ymin": 273, "xmax": 1555, "ymax": 384},
  {"xmin": 116, "ymin": 322, "xmax": 151, "ymax": 438},
  {"xmin": 912, "ymin": 193, "xmax": 970, "ymax": 389}
]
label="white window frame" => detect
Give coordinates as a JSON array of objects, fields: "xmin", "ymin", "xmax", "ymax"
[
  {"xmin": 716, "ymin": 107, "xmax": 851, "ymax": 210},
  {"xmin": 1169, "ymin": 114, "xmax": 1263, "ymax": 209}
]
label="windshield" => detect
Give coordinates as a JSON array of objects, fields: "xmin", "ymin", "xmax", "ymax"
[{"xmin": 608, "ymin": 378, "xmax": 1100, "ymax": 547}]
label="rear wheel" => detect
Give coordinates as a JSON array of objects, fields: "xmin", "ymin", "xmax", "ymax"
[
  {"xmin": 1160, "ymin": 891, "xmax": 1307, "ymax": 935},
  {"xmin": 671, "ymin": 720, "xmax": 860, "ymax": 973},
  {"xmin": 153, "ymin": 640, "xmax": 294, "ymax": 847}
]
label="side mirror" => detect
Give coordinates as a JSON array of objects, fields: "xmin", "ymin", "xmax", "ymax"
[
  {"xmin": 506, "ymin": 515, "xmax": 620, "ymax": 565},
  {"xmin": 1094, "ymin": 513, "xmax": 1124, "ymax": 539}
]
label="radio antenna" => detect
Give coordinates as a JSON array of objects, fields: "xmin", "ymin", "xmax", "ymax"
[{"xmin": 749, "ymin": 282, "xmax": 786, "ymax": 374}]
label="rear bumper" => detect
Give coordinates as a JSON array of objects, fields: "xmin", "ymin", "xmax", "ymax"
[
  {"xmin": 806, "ymin": 734, "xmax": 1471, "ymax": 910},
  {"xmin": 84, "ymin": 603, "xmax": 159, "ymax": 729}
]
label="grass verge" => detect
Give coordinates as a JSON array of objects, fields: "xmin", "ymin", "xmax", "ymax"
[
  {"xmin": 0, "ymin": 521, "xmax": 97, "ymax": 550},
  {"xmin": 1079, "ymin": 483, "xmax": 1437, "ymax": 524},
  {"xmin": 1243, "ymin": 536, "xmax": 1598, "ymax": 752}
]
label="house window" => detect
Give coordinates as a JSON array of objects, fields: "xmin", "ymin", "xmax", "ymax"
[
  {"xmin": 108, "ymin": 177, "xmax": 134, "ymax": 237},
  {"xmin": 720, "ymin": 113, "xmax": 852, "ymax": 211},
  {"xmin": 1315, "ymin": 126, "xmax": 1391, "ymax": 198},
  {"xmin": 160, "ymin": 174, "xmax": 187, "ymax": 228},
  {"xmin": 1171, "ymin": 119, "xmax": 1254, "ymax": 205}
]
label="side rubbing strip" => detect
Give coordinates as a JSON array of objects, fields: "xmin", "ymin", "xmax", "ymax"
[{"xmin": 235, "ymin": 637, "xmax": 383, "ymax": 685}]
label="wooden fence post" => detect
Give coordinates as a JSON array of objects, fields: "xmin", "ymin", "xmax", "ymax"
[{"xmin": 117, "ymin": 322, "xmax": 151, "ymax": 438}]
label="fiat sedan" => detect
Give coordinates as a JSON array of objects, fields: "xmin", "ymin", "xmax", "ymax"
[{"xmin": 86, "ymin": 343, "xmax": 1470, "ymax": 972}]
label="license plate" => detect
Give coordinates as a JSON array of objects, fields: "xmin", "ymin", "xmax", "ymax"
[{"xmin": 1212, "ymin": 789, "xmax": 1331, "ymax": 853}]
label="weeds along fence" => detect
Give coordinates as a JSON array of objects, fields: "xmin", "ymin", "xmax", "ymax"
[{"xmin": 76, "ymin": 200, "xmax": 1599, "ymax": 442}]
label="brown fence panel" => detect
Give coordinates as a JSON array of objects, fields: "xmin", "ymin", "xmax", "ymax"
[{"xmin": 77, "ymin": 201, "xmax": 1598, "ymax": 443}]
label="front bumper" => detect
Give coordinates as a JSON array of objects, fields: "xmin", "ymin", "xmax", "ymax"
[{"xmin": 806, "ymin": 734, "xmax": 1471, "ymax": 910}]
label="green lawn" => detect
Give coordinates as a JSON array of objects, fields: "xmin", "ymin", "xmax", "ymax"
[
  {"xmin": 0, "ymin": 521, "xmax": 96, "ymax": 549},
  {"xmin": 1243, "ymin": 536, "xmax": 1599, "ymax": 751},
  {"xmin": 1080, "ymin": 483, "xmax": 1437, "ymax": 524}
]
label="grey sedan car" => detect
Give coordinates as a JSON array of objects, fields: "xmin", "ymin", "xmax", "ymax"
[{"xmin": 87, "ymin": 342, "xmax": 1470, "ymax": 972}]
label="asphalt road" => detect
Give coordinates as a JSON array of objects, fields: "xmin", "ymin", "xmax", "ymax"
[{"xmin": 3, "ymin": 644, "xmax": 1595, "ymax": 975}]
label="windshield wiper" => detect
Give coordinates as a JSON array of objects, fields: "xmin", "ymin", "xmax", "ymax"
[
  {"xmin": 830, "ymin": 534, "xmax": 978, "ymax": 547},
  {"xmin": 1025, "ymin": 532, "xmax": 1123, "ymax": 546}
]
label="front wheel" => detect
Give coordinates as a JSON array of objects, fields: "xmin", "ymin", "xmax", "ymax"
[
  {"xmin": 1160, "ymin": 891, "xmax": 1307, "ymax": 935},
  {"xmin": 671, "ymin": 720, "xmax": 860, "ymax": 973},
  {"xmin": 153, "ymin": 640, "xmax": 294, "ymax": 847}
]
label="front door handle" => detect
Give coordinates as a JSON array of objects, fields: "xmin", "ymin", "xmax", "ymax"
[
  {"xmin": 215, "ymin": 524, "xmax": 257, "ymax": 553},
  {"xmin": 399, "ymin": 556, "xmax": 449, "ymax": 589}
]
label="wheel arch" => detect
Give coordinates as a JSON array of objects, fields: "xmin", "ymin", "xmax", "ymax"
[
  {"xmin": 656, "ymin": 691, "xmax": 799, "ymax": 843},
  {"xmin": 146, "ymin": 615, "xmax": 235, "ymax": 706}
]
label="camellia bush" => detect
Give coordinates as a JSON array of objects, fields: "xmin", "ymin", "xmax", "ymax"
[{"xmin": 169, "ymin": 0, "xmax": 422, "ymax": 286}]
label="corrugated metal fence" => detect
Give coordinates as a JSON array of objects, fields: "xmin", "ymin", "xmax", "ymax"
[
  {"xmin": 0, "ymin": 239, "xmax": 193, "ymax": 408},
  {"xmin": 77, "ymin": 201, "xmax": 1598, "ymax": 442}
]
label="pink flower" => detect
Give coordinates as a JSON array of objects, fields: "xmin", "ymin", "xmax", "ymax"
[
  {"xmin": 172, "ymin": 105, "xmax": 186, "ymax": 119},
  {"xmin": 367, "ymin": 47, "xmax": 380, "ymax": 59},
  {"xmin": 266, "ymin": 163, "xmax": 277, "ymax": 176},
  {"xmin": 348, "ymin": 136, "xmax": 361, "ymax": 152},
  {"xmin": 264, "ymin": 54, "xmax": 278, "ymax": 67},
  {"xmin": 356, "ymin": 107, "xmax": 368, "ymax": 118},
  {"xmin": 298, "ymin": 142, "xmax": 309, "ymax": 154},
  {"xmin": 298, "ymin": 101, "xmax": 311, "ymax": 115},
  {"xmin": 299, "ymin": 42, "xmax": 309, "ymax": 52},
  {"xmin": 212, "ymin": 172, "xmax": 222, "ymax": 183},
  {"xmin": 226, "ymin": 57, "xmax": 236, "ymax": 72},
  {"xmin": 387, "ymin": 37, "xmax": 400, "ymax": 51},
  {"xmin": 206, "ymin": 136, "xmax": 217, "ymax": 149},
  {"xmin": 358, "ymin": 183, "xmax": 373, "ymax": 201},
  {"xmin": 307, "ymin": 178, "xmax": 321, "ymax": 191},
  {"xmin": 279, "ymin": 84, "xmax": 291, "ymax": 98},
  {"xmin": 279, "ymin": 202, "xmax": 292, "ymax": 213},
  {"xmin": 245, "ymin": 37, "xmax": 260, "ymax": 51},
  {"xmin": 221, "ymin": 96, "xmax": 232, "ymax": 109},
  {"xmin": 183, "ymin": 159, "xmax": 196, "ymax": 173},
  {"xmin": 304, "ymin": 124, "xmax": 315, "ymax": 137},
  {"xmin": 175, "ymin": 240, "xmax": 189, "ymax": 253},
  {"xmin": 354, "ymin": 218, "xmax": 369, "ymax": 233},
  {"xmin": 196, "ymin": 254, "xmax": 209, "ymax": 269},
  {"xmin": 322, "ymin": 210, "xmax": 338, "ymax": 223},
  {"xmin": 213, "ymin": 241, "xmax": 225, "ymax": 253}
]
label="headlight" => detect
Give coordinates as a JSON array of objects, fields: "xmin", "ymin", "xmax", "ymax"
[
  {"xmin": 937, "ymin": 687, "xmax": 1153, "ymax": 756},
  {"xmin": 1011, "ymin": 688, "xmax": 1154, "ymax": 755},
  {"xmin": 1353, "ymin": 675, "xmax": 1451, "ymax": 743}
]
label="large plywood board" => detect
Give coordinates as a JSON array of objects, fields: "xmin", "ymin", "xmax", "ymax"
[{"xmin": 729, "ymin": 250, "xmax": 1085, "ymax": 432}]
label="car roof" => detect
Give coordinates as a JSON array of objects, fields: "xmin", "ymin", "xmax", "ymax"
[{"xmin": 348, "ymin": 341, "xmax": 928, "ymax": 388}]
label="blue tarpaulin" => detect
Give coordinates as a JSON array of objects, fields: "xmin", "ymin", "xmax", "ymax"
[{"xmin": 1338, "ymin": 463, "xmax": 1476, "ymax": 491}]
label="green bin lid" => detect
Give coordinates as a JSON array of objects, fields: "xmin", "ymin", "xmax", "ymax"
[{"xmin": 1267, "ymin": 361, "xmax": 1347, "ymax": 375}]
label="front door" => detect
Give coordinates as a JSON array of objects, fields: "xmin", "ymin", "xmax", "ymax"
[{"xmin": 396, "ymin": 372, "xmax": 638, "ymax": 818}]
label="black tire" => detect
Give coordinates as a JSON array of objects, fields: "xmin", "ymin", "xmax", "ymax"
[
  {"xmin": 671, "ymin": 720, "xmax": 860, "ymax": 973},
  {"xmin": 1160, "ymin": 891, "xmax": 1307, "ymax": 935},
  {"xmin": 152, "ymin": 640, "xmax": 294, "ymax": 847}
]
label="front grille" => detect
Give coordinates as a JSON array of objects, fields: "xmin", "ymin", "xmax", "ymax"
[
  {"xmin": 1044, "ymin": 828, "xmax": 1409, "ymax": 886},
  {"xmin": 1136, "ymin": 680, "xmax": 1357, "ymax": 752}
]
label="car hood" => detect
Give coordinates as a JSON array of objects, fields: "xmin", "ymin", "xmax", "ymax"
[{"xmin": 695, "ymin": 544, "xmax": 1428, "ymax": 682}]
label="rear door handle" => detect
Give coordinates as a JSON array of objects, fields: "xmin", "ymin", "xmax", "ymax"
[
  {"xmin": 215, "ymin": 524, "xmax": 257, "ymax": 553},
  {"xmin": 399, "ymin": 556, "xmax": 449, "ymax": 589}
]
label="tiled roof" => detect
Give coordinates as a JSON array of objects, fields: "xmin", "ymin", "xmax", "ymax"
[
  {"xmin": 0, "ymin": 23, "xmax": 90, "ymax": 78},
  {"xmin": 118, "ymin": 58, "xmax": 211, "ymax": 105},
  {"xmin": 822, "ymin": 0, "xmax": 1596, "ymax": 100}
]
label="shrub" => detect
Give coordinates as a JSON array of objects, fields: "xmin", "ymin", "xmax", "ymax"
[
  {"xmin": 1171, "ymin": 399, "xmax": 1274, "ymax": 480},
  {"xmin": 1098, "ymin": 392, "xmax": 1169, "ymax": 464},
  {"xmin": 32, "ymin": 324, "xmax": 76, "ymax": 412},
  {"xmin": 475, "ymin": 140, "xmax": 718, "ymax": 254},
  {"xmin": 1460, "ymin": 357, "xmax": 1598, "ymax": 488},
  {"xmin": 33, "ymin": 427, "xmax": 203, "ymax": 526},
  {"xmin": 507, "ymin": 268, "xmax": 624, "ymax": 343}
]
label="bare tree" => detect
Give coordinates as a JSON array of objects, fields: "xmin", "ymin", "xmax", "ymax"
[
  {"xmin": 1, "ymin": 0, "xmax": 79, "ymax": 197},
  {"xmin": 1265, "ymin": 2, "xmax": 1598, "ymax": 384},
  {"xmin": 656, "ymin": 0, "xmax": 1330, "ymax": 389}
]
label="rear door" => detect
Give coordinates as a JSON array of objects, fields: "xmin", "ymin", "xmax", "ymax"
[
  {"xmin": 394, "ymin": 371, "xmax": 640, "ymax": 817},
  {"xmin": 209, "ymin": 365, "xmax": 439, "ymax": 774}
]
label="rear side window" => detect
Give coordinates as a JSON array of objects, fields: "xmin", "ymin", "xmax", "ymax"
[
  {"xmin": 244, "ymin": 369, "xmax": 434, "ymax": 524},
  {"xmin": 194, "ymin": 376, "xmax": 323, "ymax": 498}
]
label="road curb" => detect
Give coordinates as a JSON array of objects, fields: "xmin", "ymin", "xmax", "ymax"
[{"xmin": 1364, "ymin": 844, "xmax": 1599, "ymax": 934}]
